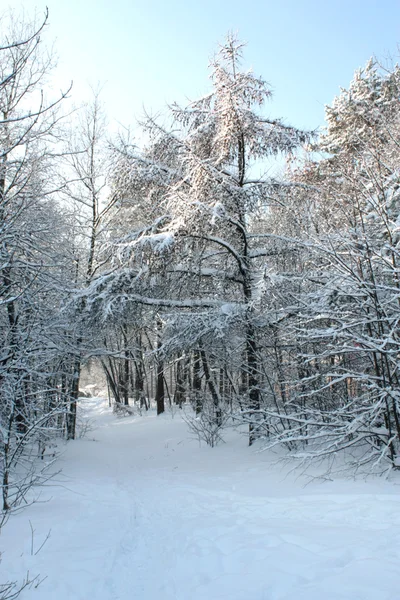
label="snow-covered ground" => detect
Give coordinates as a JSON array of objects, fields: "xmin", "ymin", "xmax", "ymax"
[{"xmin": 2, "ymin": 397, "xmax": 400, "ymax": 600}]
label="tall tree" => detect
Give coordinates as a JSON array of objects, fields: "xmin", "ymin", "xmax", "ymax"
[
  {"xmin": 0, "ymin": 8, "xmax": 72, "ymax": 510},
  {"xmin": 60, "ymin": 90, "xmax": 113, "ymax": 437},
  {"xmin": 102, "ymin": 34, "xmax": 310, "ymax": 440},
  {"xmin": 257, "ymin": 58, "xmax": 400, "ymax": 473}
]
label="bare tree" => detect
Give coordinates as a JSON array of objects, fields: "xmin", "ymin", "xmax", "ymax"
[{"xmin": 0, "ymin": 8, "xmax": 71, "ymax": 509}]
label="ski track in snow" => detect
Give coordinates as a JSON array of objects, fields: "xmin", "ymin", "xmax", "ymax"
[{"xmin": 2, "ymin": 397, "xmax": 400, "ymax": 600}]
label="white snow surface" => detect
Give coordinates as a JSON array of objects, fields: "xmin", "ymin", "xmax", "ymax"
[{"xmin": 3, "ymin": 397, "xmax": 400, "ymax": 600}]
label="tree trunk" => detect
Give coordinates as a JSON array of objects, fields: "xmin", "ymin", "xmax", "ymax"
[
  {"xmin": 155, "ymin": 318, "xmax": 165, "ymax": 415},
  {"xmin": 175, "ymin": 359, "xmax": 185, "ymax": 407},
  {"xmin": 200, "ymin": 344, "xmax": 222, "ymax": 426},
  {"xmin": 193, "ymin": 349, "xmax": 202, "ymax": 414},
  {"xmin": 67, "ymin": 357, "xmax": 80, "ymax": 440}
]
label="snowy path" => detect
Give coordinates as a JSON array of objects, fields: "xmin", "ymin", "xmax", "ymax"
[{"xmin": 3, "ymin": 398, "xmax": 400, "ymax": 600}]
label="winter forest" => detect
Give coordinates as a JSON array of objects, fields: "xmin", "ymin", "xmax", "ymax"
[{"xmin": 2, "ymin": 7, "xmax": 400, "ymax": 600}]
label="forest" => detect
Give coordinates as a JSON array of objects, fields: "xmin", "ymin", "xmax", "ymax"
[
  {"xmin": 2, "ymin": 5, "xmax": 400, "ymax": 525},
  {"xmin": 3, "ymin": 6, "xmax": 400, "ymax": 599}
]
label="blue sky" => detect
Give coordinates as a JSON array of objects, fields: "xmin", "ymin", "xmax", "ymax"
[{"xmin": 12, "ymin": 0, "xmax": 400, "ymax": 133}]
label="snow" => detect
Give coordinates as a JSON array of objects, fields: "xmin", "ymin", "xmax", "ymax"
[
  {"xmin": 140, "ymin": 232, "xmax": 175, "ymax": 253},
  {"xmin": 2, "ymin": 398, "xmax": 400, "ymax": 600}
]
